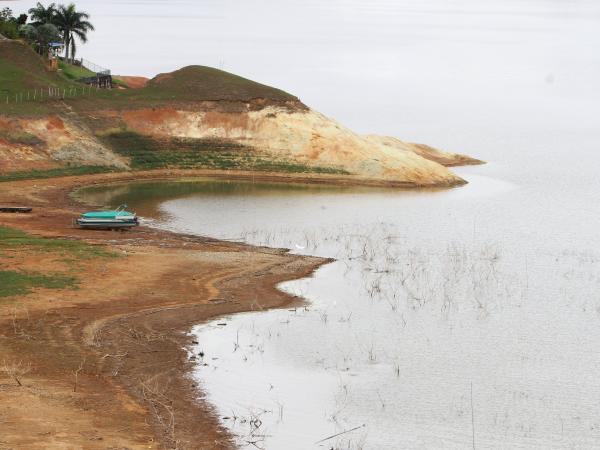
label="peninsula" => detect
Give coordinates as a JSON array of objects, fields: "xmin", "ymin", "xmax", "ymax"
[{"xmin": 0, "ymin": 35, "xmax": 482, "ymax": 449}]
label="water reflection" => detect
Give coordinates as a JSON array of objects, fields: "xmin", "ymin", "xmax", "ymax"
[{"xmin": 77, "ymin": 174, "xmax": 600, "ymax": 449}]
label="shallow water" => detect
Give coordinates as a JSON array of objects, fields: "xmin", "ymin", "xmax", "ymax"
[
  {"xmin": 78, "ymin": 168, "xmax": 600, "ymax": 449},
  {"xmin": 66, "ymin": 0, "xmax": 600, "ymax": 447}
]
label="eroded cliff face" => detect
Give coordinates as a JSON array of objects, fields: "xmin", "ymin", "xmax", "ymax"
[
  {"xmin": 0, "ymin": 116, "xmax": 127, "ymax": 172},
  {"xmin": 116, "ymin": 106, "xmax": 471, "ymax": 186},
  {"xmin": 0, "ymin": 104, "xmax": 481, "ymax": 187}
]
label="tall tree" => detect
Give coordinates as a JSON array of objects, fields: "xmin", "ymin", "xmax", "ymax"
[
  {"xmin": 36, "ymin": 23, "xmax": 61, "ymax": 56},
  {"xmin": 0, "ymin": 8, "xmax": 18, "ymax": 39},
  {"xmin": 54, "ymin": 3, "xmax": 93, "ymax": 63},
  {"xmin": 27, "ymin": 2, "xmax": 56, "ymax": 26}
]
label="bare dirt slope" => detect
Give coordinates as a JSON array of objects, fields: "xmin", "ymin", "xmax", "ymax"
[
  {"xmin": 116, "ymin": 106, "xmax": 471, "ymax": 186},
  {"xmin": 0, "ymin": 115, "xmax": 127, "ymax": 172}
]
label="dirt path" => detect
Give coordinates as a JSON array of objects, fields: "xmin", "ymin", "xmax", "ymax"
[{"xmin": 0, "ymin": 170, "xmax": 329, "ymax": 449}]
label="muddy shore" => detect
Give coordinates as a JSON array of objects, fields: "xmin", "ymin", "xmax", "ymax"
[{"xmin": 0, "ymin": 169, "xmax": 336, "ymax": 449}]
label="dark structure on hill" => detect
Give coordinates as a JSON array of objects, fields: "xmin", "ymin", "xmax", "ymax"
[
  {"xmin": 78, "ymin": 72, "xmax": 112, "ymax": 88},
  {"xmin": 74, "ymin": 58, "xmax": 113, "ymax": 88}
]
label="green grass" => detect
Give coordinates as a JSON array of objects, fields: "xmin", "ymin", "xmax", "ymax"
[
  {"xmin": 0, "ymin": 41, "xmax": 74, "ymax": 95},
  {"xmin": 0, "ymin": 225, "xmax": 116, "ymax": 299},
  {"xmin": 100, "ymin": 131, "xmax": 249, "ymax": 170},
  {"xmin": 248, "ymin": 160, "xmax": 350, "ymax": 175},
  {"xmin": 0, "ymin": 43, "xmax": 304, "ymax": 116},
  {"xmin": 100, "ymin": 130, "xmax": 349, "ymax": 175},
  {"xmin": 0, "ymin": 226, "xmax": 116, "ymax": 259},
  {"xmin": 0, "ymin": 270, "xmax": 76, "ymax": 298},
  {"xmin": 0, "ymin": 40, "xmax": 85, "ymax": 115},
  {"xmin": 58, "ymin": 61, "xmax": 96, "ymax": 81},
  {"xmin": 64, "ymin": 65, "xmax": 306, "ymax": 113},
  {"xmin": 112, "ymin": 77, "xmax": 129, "ymax": 88},
  {"xmin": 0, "ymin": 165, "xmax": 116, "ymax": 182},
  {"xmin": 144, "ymin": 65, "xmax": 298, "ymax": 102}
]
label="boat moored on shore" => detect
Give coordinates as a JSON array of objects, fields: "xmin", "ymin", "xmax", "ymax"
[{"xmin": 76, "ymin": 204, "xmax": 139, "ymax": 229}]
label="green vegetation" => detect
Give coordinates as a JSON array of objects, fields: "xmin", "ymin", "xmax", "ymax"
[
  {"xmin": 0, "ymin": 165, "xmax": 114, "ymax": 182},
  {"xmin": 100, "ymin": 130, "xmax": 349, "ymax": 175},
  {"xmin": 145, "ymin": 65, "xmax": 298, "ymax": 103},
  {"xmin": 0, "ymin": 2, "xmax": 96, "ymax": 103},
  {"xmin": 25, "ymin": 2, "xmax": 94, "ymax": 62},
  {"xmin": 0, "ymin": 7, "xmax": 26, "ymax": 39},
  {"xmin": 51, "ymin": 3, "xmax": 94, "ymax": 63},
  {"xmin": 246, "ymin": 160, "xmax": 350, "ymax": 175},
  {"xmin": 0, "ymin": 225, "xmax": 115, "ymax": 259},
  {"xmin": 0, "ymin": 40, "xmax": 73, "ymax": 96},
  {"xmin": 0, "ymin": 225, "xmax": 116, "ymax": 299},
  {"xmin": 100, "ymin": 131, "xmax": 250, "ymax": 170},
  {"xmin": 58, "ymin": 59, "xmax": 94, "ymax": 80},
  {"xmin": 21, "ymin": 22, "xmax": 61, "ymax": 56},
  {"xmin": 58, "ymin": 65, "xmax": 302, "ymax": 112},
  {"xmin": 0, "ymin": 40, "xmax": 301, "ymax": 114},
  {"xmin": 0, "ymin": 270, "xmax": 76, "ymax": 297},
  {"xmin": 111, "ymin": 77, "xmax": 128, "ymax": 88}
]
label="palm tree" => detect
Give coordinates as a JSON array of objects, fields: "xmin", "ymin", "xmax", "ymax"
[
  {"xmin": 54, "ymin": 3, "xmax": 93, "ymax": 63},
  {"xmin": 27, "ymin": 2, "xmax": 56, "ymax": 26}
]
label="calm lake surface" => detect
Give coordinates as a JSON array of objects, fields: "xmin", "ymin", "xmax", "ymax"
[{"xmin": 66, "ymin": 0, "xmax": 600, "ymax": 448}]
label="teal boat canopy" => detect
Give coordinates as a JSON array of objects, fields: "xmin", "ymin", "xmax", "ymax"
[{"xmin": 81, "ymin": 204, "xmax": 135, "ymax": 219}]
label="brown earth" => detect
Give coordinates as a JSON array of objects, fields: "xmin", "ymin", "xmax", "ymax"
[
  {"xmin": 0, "ymin": 105, "xmax": 483, "ymax": 188},
  {"xmin": 113, "ymin": 76, "xmax": 150, "ymax": 89},
  {"xmin": 0, "ymin": 170, "xmax": 330, "ymax": 449}
]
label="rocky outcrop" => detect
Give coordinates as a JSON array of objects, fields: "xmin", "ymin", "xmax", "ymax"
[
  {"xmin": 116, "ymin": 106, "xmax": 470, "ymax": 187},
  {"xmin": 0, "ymin": 104, "xmax": 483, "ymax": 187},
  {"xmin": 0, "ymin": 116, "xmax": 127, "ymax": 172},
  {"xmin": 364, "ymin": 135, "xmax": 484, "ymax": 167}
]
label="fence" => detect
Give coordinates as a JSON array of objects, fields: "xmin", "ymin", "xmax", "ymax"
[
  {"xmin": 2, "ymin": 84, "xmax": 104, "ymax": 105},
  {"xmin": 80, "ymin": 58, "xmax": 111, "ymax": 76}
]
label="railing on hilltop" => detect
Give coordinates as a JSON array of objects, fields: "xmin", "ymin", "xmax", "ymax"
[
  {"xmin": 56, "ymin": 57, "xmax": 113, "ymax": 88},
  {"xmin": 80, "ymin": 58, "xmax": 111, "ymax": 76}
]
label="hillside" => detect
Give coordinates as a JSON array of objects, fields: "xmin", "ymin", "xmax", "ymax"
[
  {"xmin": 0, "ymin": 43, "xmax": 483, "ymax": 187},
  {"xmin": 0, "ymin": 40, "xmax": 73, "ymax": 95},
  {"xmin": 146, "ymin": 65, "xmax": 301, "ymax": 104}
]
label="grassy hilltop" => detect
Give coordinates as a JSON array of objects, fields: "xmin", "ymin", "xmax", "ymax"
[
  {"xmin": 0, "ymin": 38, "xmax": 476, "ymax": 187},
  {"xmin": 0, "ymin": 39, "xmax": 301, "ymax": 115},
  {"xmin": 0, "ymin": 40, "xmax": 71, "ymax": 92}
]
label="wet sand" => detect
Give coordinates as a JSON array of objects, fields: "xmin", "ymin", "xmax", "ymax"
[{"xmin": 0, "ymin": 169, "xmax": 332, "ymax": 449}]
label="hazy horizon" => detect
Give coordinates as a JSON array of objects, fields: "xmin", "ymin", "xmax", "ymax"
[{"xmin": 10, "ymin": 0, "xmax": 600, "ymax": 151}]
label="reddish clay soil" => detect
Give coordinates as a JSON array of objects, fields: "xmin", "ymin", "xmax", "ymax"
[
  {"xmin": 113, "ymin": 76, "xmax": 150, "ymax": 89},
  {"xmin": 0, "ymin": 170, "xmax": 329, "ymax": 449}
]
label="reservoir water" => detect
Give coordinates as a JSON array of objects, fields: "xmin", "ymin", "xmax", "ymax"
[{"xmin": 65, "ymin": 0, "xmax": 600, "ymax": 448}]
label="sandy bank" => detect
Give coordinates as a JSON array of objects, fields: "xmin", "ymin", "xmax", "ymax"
[{"xmin": 0, "ymin": 171, "xmax": 328, "ymax": 449}]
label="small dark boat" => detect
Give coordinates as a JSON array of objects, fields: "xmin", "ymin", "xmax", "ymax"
[
  {"xmin": 76, "ymin": 204, "xmax": 139, "ymax": 229},
  {"xmin": 0, "ymin": 206, "xmax": 32, "ymax": 213}
]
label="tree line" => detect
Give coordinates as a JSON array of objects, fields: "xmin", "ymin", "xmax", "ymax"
[{"xmin": 0, "ymin": 2, "xmax": 94, "ymax": 63}]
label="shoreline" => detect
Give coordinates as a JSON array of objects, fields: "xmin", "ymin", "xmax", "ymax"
[{"xmin": 0, "ymin": 170, "xmax": 333, "ymax": 449}]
